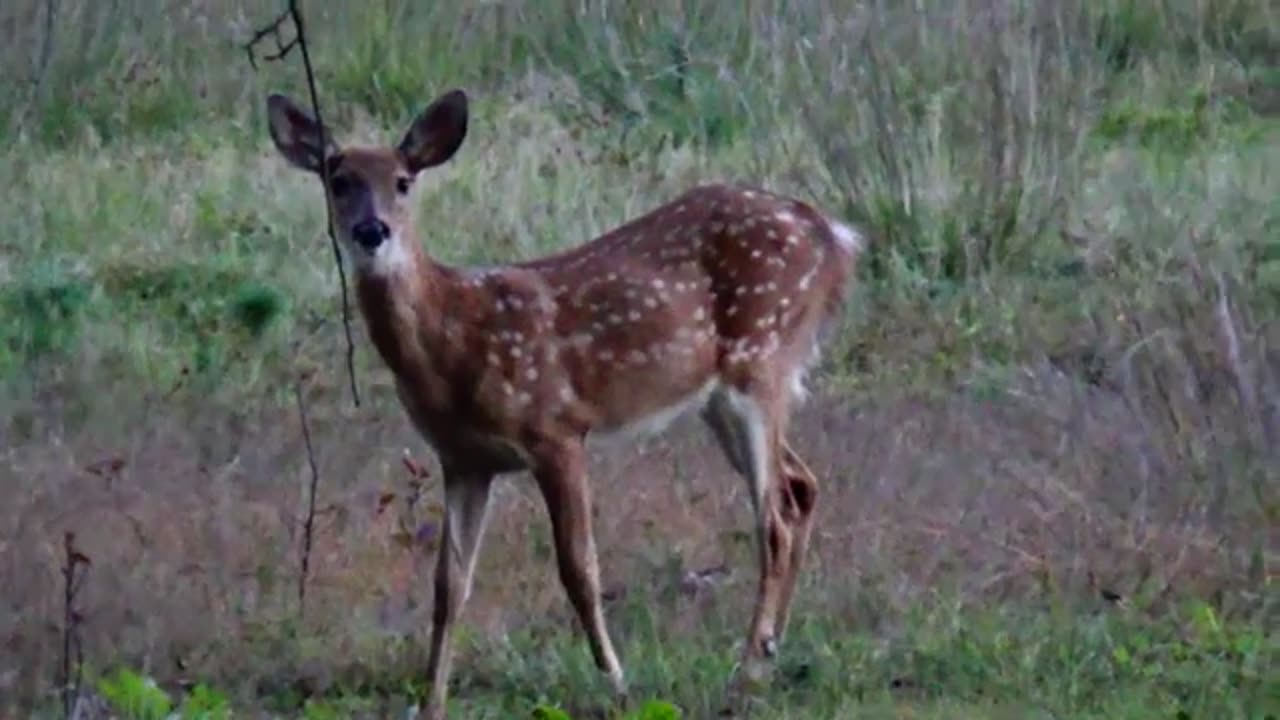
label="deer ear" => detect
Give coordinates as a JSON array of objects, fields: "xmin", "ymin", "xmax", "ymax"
[
  {"xmin": 266, "ymin": 94, "xmax": 332, "ymax": 173},
  {"xmin": 397, "ymin": 89, "xmax": 468, "ymax": 174}
]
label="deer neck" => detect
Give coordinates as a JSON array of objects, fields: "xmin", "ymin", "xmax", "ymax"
[{"xmin": 351, "ymin": 238, "xmax": 454, "ymax": 383}]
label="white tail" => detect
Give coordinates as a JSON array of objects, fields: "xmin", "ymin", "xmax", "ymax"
[{"xmin": 266, "ymin": 88, "xmax": 865, "ymax": 718}]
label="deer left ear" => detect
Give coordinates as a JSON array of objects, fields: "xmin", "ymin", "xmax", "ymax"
[
  {"xmin": 397, "ymin": 89, "xmax": 469, "ymax": 174},
  {"xmin": 266, "ymin": 94, "xmax": 335, "ymax": 174}
]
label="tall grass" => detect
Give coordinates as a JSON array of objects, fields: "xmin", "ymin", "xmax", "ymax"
[{"xmin": 1, "ymin": 0, "xmax": 1277, "ymax": 716}]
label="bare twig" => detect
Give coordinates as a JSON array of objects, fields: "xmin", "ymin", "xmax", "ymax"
[
  {"xmin": 294, "ymin": 378, "xmax": 321, "ymax": 612},
  {"xmin": 243, "ymin": 7, "xmax": 294, "ymax": 70},
  {"xmin": 60, "ymin": 532, "xmax": 90, "ymax": 720},
  {"xmin": 245, "ymin": 0, "xmax": 361, "ymax": 408}
]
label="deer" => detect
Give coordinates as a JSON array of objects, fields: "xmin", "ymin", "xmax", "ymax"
[{"xmin": 265, "ymin": 87, "xmax": 865, "ymax": 719}]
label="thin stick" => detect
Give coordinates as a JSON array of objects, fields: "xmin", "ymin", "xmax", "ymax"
[
  {"xmin": 245, "ymin": 0, "xmax": 361, "ymax": 407},
  {"xmin": 60, "ymin": 533, "xmax": 89, "ymax": 720},
  {"xmin": 294, "ymin": 379, "xmax": 321, "ymax": 612}
]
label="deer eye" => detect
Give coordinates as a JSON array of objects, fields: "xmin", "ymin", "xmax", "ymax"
[
  {"xmin": 395, "ymin": 177, "xmax": 412, "ymax": 195},
  {"xmin": 330, "ymin": 174, "xmax": 352, "ymax": 198}
]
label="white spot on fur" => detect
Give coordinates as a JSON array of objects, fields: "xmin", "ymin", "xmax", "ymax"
[
  {"xmin": 827, "ymin": 218, "xmax": 865, "ymax": 254},
  {"xmin": 799, "ymin": 263, "xmax": 819, "ymax": 291}
]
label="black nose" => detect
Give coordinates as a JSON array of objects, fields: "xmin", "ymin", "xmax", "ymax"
[{"xmin": 352, "ymin": 219, "xmax": 390, "ymax": 249}]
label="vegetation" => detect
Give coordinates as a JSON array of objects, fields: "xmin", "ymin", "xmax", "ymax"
[{"xmin": 1, "ymin": 0, "xmax": 1276, "ymax": 717}]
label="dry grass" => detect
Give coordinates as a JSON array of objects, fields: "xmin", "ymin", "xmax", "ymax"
[
  {"xmin": 1, "ymin": 0, "xmax": 1277, "ymax": 717},
  {"xmin": 1, "ymin": 375, "xmax": 1272, "ymax": 714}
]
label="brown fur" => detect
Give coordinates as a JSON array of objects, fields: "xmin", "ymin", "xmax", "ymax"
[{"xmin": 266, "ymin": 88, "xmax": 865, "ymax": 718}]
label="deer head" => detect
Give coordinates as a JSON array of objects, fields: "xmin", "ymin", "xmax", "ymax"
[{"xmin": 266, "ymin": 89, "xmax": 469, "ymax": 277}]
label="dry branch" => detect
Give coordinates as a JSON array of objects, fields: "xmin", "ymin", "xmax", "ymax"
[
  {"xmin": 59, "ymin": 532, "xmax": 89, "ymax": 720},
  {"xmin": 293, "ymin": 379, "xmax": 321, "ymax": 613},
  {"xmin": 245, "ymin": 0, "xmax": 360, "ymax": 408}
]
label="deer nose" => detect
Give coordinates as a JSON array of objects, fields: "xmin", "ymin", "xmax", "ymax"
[{"xmin": 352, "ymin": 219, "xmax": 390, "ymax": 249}]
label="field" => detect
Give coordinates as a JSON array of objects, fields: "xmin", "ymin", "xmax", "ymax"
[{"xmin": 1, "ymin": 1, "xmax": 1277, "ymax": 718}]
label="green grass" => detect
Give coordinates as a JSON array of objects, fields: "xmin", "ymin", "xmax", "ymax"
[
  {"xmin": 1, "ymin": 1, "xmax": 1277, "ymax": 718},
  {"xmin": 69, "ymin": 597, "xmax": 1278, "ymax": 719}
]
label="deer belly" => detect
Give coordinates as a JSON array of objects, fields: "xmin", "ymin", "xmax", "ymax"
[{"xmin": 589, "ymin": 371, "xmax": 720, "ymax": 446}]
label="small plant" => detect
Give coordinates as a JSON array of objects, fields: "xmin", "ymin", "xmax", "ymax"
[
  {"xmin": 231, "ymin": 281, "xmax": 286, "ymax": 338},
  {"xmin": 301, "ymin": 699, "xmax": 345, "ymax": 720},
  {"xmin": 178, "ymin": 683, "xmax": 231, "ymax": 720},
  {"xmin": 628, "ymin": 699, "xmax": 682, "ymax": 719},
  {"xmin": 531, "ymin": 704, "xmax": 572, "ymax": 720},
  {"xmin": 96, "ymin": 668, "xmax": 172, "ymax": 720}
]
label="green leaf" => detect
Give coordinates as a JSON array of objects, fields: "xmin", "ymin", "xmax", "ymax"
[{"xmin": 532, "ymin": 704, "xmax": 573, "ymax": 720}]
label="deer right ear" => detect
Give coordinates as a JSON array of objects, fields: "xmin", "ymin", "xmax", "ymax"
[
  {"xmin": 397, "ymin": 89, "xmax": 469, "ymax": 174},
  {"xmin": 266, "ymin": 94, "xmax": 332, "ymax": 173}
]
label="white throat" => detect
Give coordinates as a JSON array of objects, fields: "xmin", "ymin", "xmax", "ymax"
[{"xmin": 346, "ymin": 233, "xmax": 415, "ymax": 278}]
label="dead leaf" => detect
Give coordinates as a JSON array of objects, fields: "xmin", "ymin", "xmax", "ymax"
[
  {"xmin": 85, "ymin": 456, "xmax": 126, "ymax": 478},
  {"xmin": 376, "ymin": 492, "xmax": 397, "ymax": 515}
]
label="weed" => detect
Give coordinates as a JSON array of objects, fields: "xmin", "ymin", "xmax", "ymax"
[{"xmin": 96, "ymin": 668, "xmax": 172, "ymax": 720}]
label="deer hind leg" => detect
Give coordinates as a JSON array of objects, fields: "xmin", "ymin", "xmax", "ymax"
[
  {"xmin": 422, "ymin": 469, "xmax": 494, "ymax": 720},
  {"xmin": 532, "ymin": 440, "xmax": 627, "ymax": 698},
  {"xmin": 704, "ymin": 386, "xmax": 792, "ymax": 673},
  {"xmin": 772, "ymin": 439, "xmax": 820, "ymax": 642}
]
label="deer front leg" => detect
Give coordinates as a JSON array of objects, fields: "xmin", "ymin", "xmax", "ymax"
[
  {"xmin": 533, "ymin": 440, "xmax": 627, "ymax": 699},
  {"xmin": 419, "ymin": 468, "xmax": 494, "ymax": 720}
]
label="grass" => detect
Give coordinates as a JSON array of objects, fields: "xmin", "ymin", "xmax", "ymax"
[{"xmin": 1, "ymin": 0, "xmax": 1278, "ymax": 718}]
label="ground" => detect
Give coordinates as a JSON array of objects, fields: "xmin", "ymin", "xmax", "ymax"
[{"xmin": 0, "ymin": 2, "xmax": 1276, "ymax": 719}]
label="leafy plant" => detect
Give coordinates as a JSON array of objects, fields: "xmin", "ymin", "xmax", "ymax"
[
  {"xmin": 178, "ymin": 683, "xmax": 231, "ymax": 720},
  {"xmin": 628, "ymin": 699, "xmax": 682, "ymax": 719},
  {"xmin": 96, "ymin": 668, "xmax": 172, "ymax": 720},
  {"xmin": 531, "ymin": 704, "xmax": 572, "ymax": 720}
]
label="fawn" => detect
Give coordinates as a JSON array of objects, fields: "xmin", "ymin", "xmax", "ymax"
[{"xmin": 266, "ymin": 88, "xmax": 864, "ymax": 718}]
